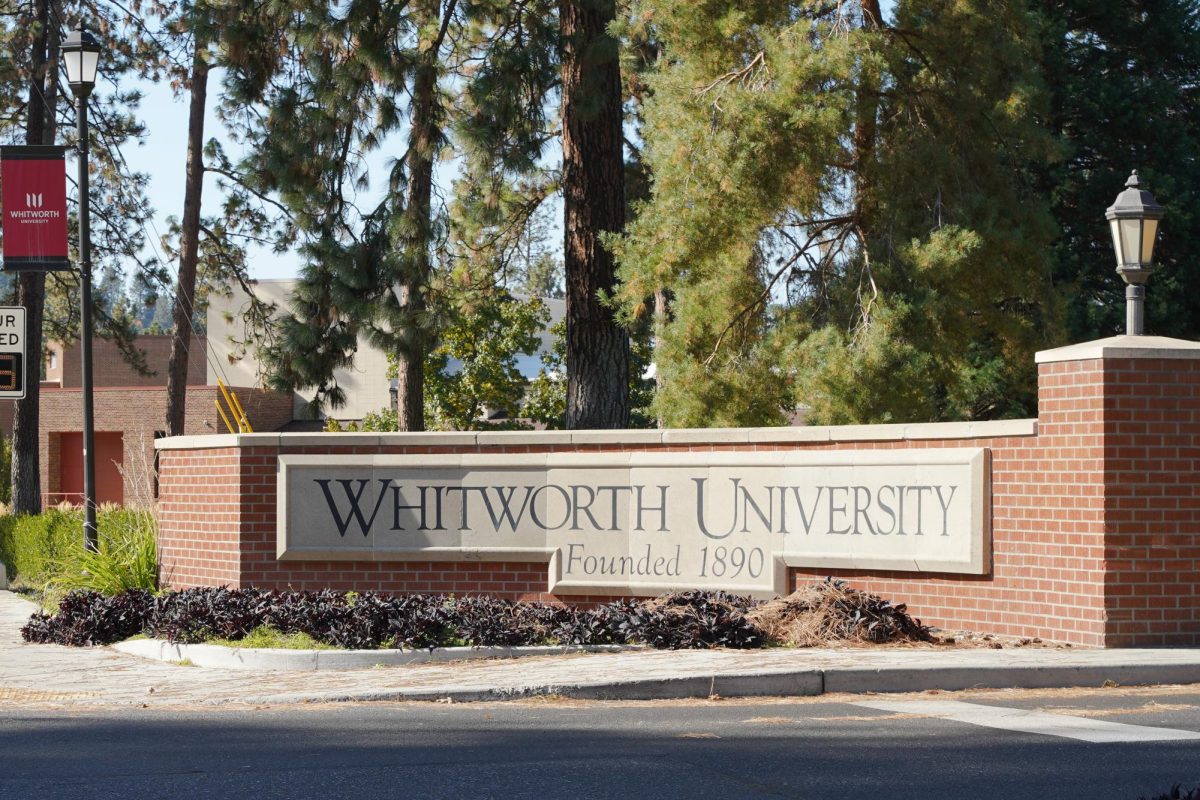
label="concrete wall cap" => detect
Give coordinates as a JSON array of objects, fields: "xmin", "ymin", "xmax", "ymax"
[
  {"xmin": 278, "ymin": 434, "xmax": 386, "ymax": 448},
  {"xmin": 474, "ymin": 431, "xmax": 575, "ymax": 446},
  {"xmin": 570, "ymin": 429, "xmax": 665, "ymax": 445},
  {"xmin": 157, "ymin": 419, "xmax": 1036, "ymax": 450},
  {"xmin": 747, "ymin": 427, "xmax": 832, "ymax": 443},
  {"xmin": 1035, "ymin": 335, "xmax": 1200, "ymax": 364},
  {"xmin": 661, "ymin": 428, "xmax": 750, "ymax": 444},
  {"xmin": 156, "ymin": 433, "xmax": 280, "ymax": 450}
]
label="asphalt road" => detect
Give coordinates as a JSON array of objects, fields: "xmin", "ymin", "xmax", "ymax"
[{"xmin": 4, "ymin": 685, "xmax": 1200, "ymax": 800}]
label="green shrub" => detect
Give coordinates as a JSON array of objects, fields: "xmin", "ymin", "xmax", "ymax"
[
  {"xmin": 45, "ymin": 509, "xmax": 158, "ymax": 596},
  {"xmin": 0, "ymin": 507, "xmax": 158, "ymax": 595},
  {"xmin": 0, "ymin": 509, "xmax": 80, "ymax": 584}
]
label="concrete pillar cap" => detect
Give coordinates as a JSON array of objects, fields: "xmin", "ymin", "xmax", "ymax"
[{"xmin": 1035, "ymin": 335, "xmax": 1200, "ymax": 364}]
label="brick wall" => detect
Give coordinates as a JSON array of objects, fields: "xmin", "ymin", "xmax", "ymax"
[
  {"xmin": 155, "ymin": 337, "xmax": 1200, "ymax": 647},
  {"xmin": 157, "ymin": 435, "xmax": 1031, "ymax": 612},
  {"xmin": 54, "ymin": 336, "xmax": 208, "ymax": 389},
  {"xmin": 1, "ymin": 335, "xmax": 212, "ymax": 437},
  {"xmin": 788, "ymin": 358, "xmax": 1108, "ymax": 644},
  {"xmin": 1100, "ymin": 356, "xmax": 1200, "ymax": 646},
  {"xmin": 42, "ymin": 385, "xmax": 293, "ymax": 508}
]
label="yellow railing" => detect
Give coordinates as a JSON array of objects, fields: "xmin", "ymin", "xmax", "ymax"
[{"xmin": 215, "ymin": 378, "xmax": 253, "ymax": 433}]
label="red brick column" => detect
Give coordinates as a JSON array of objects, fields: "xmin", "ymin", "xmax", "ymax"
[
  {"xmin": 1100, "ymin": 341, "xmax": 1199, "ymax": 644},
  {"xmin": 157, "ymin": 446, "xmax": 245, "ymax": 586},
  {"xmin": 1025, "ymin": 352, "xmax": 1110, "ymax": 643},
  {"xmin": 1036, "ymin": 336, "xmax": 1200, "ymax": 646}
]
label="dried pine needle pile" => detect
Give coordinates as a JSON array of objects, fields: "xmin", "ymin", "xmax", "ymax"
[{"xmin": 746, "ymin": 579, "xmax": 933, "ymax": 647}]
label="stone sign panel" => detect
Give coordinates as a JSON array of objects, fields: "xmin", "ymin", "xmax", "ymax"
[{"xmin": 278, "ymin": 449, "xmax": 990, "ymax": 595}]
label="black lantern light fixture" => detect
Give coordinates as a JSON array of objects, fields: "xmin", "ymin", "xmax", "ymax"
[
  {"xmin": 1105, "ymin": 170, "xmax": 1165, "ymax": 336},
  {"xmin": 59, "ymin": 25, "xmax": 103, "ymax": 552},
  {"xmin": 60, "ymin": 27, "xmax": 101, "ymax": 93}
]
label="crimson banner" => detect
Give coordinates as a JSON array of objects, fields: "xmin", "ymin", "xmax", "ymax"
[{"xmin": 1, "ymin": 145, "xmax": 70, "ymax": 272}]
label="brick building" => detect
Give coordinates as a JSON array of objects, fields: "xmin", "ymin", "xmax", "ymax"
[
  {"xmin": 1, "ymin": 335, "xmax": 294, "ymax": 508},
  {"xmin": 43, "ymin": 336, "xmax": 208, "ymax": 388}
]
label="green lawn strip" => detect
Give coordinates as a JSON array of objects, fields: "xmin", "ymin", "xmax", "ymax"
[{"xmin": 204, "ymin": 626, "xmax": 342, "ymax": 651}]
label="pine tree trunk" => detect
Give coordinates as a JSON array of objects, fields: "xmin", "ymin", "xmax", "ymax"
[
  {"xmin": 561, "ymin": 0, "xmax": 630, "ymax": 430},
  {"xmin": 10, "ymin": 0, "xmax": 57, "ymax": 514},
  {"xmin": 165, "ymin": 38, "xmax": 210, "ymax": 438},
  {"xmin": 393, "ymin": 282, "xmax": 424, "ymax": 431},
  {"xmin": 394, "ymin": 1, "xmax": 447, "ymax": 432},
  {"xmin": 653, "ymin": 287, "xmax": 670, "ymax": 428}
]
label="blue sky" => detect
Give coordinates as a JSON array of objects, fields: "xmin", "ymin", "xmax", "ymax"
[
  {"xmin": 123, "ymin": 69, "xmax": 467, "ymax": 287},
  {"xmin": 123, "ymin": 73, "xmax": 298, "ymax": 282}
]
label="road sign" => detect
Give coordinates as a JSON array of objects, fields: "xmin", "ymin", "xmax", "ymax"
[{"xmin": 0, "ymin": 307, "xmax": 26, "ymax": 399}]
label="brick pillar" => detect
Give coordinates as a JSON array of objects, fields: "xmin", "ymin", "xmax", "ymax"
[
  {"xmin": 156, "ymin": 445, "xmax": 246, "ymax": 587},
  {"xmin": 1037, "ymin": 335, "xmax": 1200, "ymax": 646}
]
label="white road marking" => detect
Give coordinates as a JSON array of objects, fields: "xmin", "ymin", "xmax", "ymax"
[{"xmin": 852, "ymin": 699, "xmax": 1200, "ymax": 744}]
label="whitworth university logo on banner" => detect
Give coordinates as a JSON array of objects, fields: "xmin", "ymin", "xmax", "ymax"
[
  {"xmin": 278, "ymin": 449, "xmax": 991, "ymax": 596},
  {"xmin": 1, "ymin": 146, "xmax": 70, "ymax": 272}
]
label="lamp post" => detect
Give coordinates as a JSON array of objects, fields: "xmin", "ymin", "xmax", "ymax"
[
  {"xmin": 60, "ymin": 26, "xmax": 102, "ymax": 552},
  {"xmin": 1106, "ymin": 170, "xmax": 1165, "ymax": 336}
]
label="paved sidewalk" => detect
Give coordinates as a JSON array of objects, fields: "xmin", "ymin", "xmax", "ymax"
[{"xmin": 2, "ymin": 591, "xmax": 1199, "ymax": 707}]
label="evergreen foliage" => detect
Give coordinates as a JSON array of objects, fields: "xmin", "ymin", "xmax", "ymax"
[
  {"xmin": 4, "ymin": 0, "xmax": 1193, "ymax": 436},
  {"xmin": 223, "ymin": 1, "xmax": 463, "ymax": 424},
  {"xmin": 615, "ymin": 0, "xmax": 1061, "ymax": 426},
  {"xmin": 1, "ymin": 3, "xmax": 159, "ymax": 511},
  {"xmin": 1039, "ymin": 0, "xmax": 1200, "ymax": 341}
]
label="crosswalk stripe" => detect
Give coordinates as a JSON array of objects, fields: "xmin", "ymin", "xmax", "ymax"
[{"xmin": 851, "ymin": 699, "xmax": 1200, "ymax": 744}]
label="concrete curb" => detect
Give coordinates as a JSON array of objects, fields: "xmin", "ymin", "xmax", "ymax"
[
  {"xmin": 8, "ymin": 593, "xmax": 1200, "ymax": 707},
  {"xmin": 821, "ymin": 664, "xmax": 1200, "ymax": 695},
  {"xmin": 111, "ymin": 638, "xmax": 640, "ymax": 671},
  {"xmin": 247, "ymin": 662, "xmax": 1200, "ymax": 705},
  {"xmin": 249, "ymin": 670, "xmax": 828, "ymax": 704}
]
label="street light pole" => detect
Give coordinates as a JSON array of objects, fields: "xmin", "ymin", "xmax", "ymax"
[
  {"xmin": 76, "ymin": 83, "xmax": 96, "ymax": 552},
  {"xmin": 60, "ymin": 26, "xmax": 101, "ymax": 552}
]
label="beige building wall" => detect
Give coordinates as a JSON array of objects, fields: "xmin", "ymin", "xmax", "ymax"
[{"xmin": 207, "ymin": 279, "xmax": 392, "ymax": 422}]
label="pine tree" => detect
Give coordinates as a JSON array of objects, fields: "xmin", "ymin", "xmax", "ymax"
[
  {"xmin": 798, "ymin": 0, "xmax": 1060, "ymax": 423},
  {"xmin": 114, "ymin": 0, "xmax": 286, "ymax": 437},
  {"xmin": 8, "ymin": 0, "xmax": 58, "ymax": 514},
  {"xmin": 453, "ymin": 0, "xmax": 641, "ymax": 428},
  {"xmin": 2, "ymin": 4, "xmax": 169, "ymax": 510},
  {"xmin": 613, "ymin": 0, "xmax": 860, "ymax": 426},
  {"xmin": 159, "ymin": 2, "xmax": 216, "ymax": 437},
  {"xmin": 614, "ymin": 0, "xmax": 1059, "ymax": 426},
  {"xmin": 225, "ymin": 0, "xmax": 461, "ymax": 428},
  {"xmin": 392, "ymin": 0, "xmax": 458, "ymax": 430},
  {"xmin": 1039, "ymin": 0, "xmax": 1200, "ymax": 341}
]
